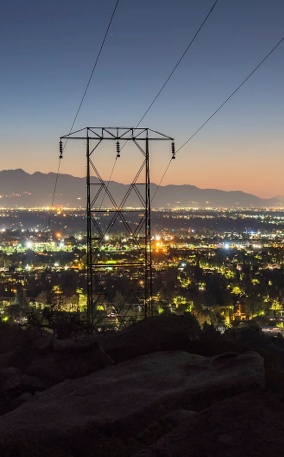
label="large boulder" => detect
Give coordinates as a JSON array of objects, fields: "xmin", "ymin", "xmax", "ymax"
[
  {"xmin": 25, "ymin": 336, "xmax": 113, "ymax": 384},
  {"xmin": 203, "ymin": 326, "xmax": 284, "ymax": 392},
  {"xmin": 0, "ymin": 367, "xmax": 24, "ymax": 415},
  {"xmin": 0, "ymin": 367, "xmax": 22, "ymax": 391},
  {"xmin": 133, "ymin": 390, "xmax": 284, "ymax": 457},
  {"xmin": 0, "ymin": 350, "xmax": 265, "ymax": 455},
  {"xmin": 0, "ymin": 323, "xmax": 32, "ymax": 354},
  {"xmin": 0, "ymin": 336, "xmax": 114, "ymax": 413},
  {"xmin": 99, "ymin": 314, "xmax": 201, "ymax": 362}
]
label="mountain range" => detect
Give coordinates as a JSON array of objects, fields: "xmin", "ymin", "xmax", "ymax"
[{"xmin": 0, "ymin": 169, "xmax": 279, "ymax": 208}]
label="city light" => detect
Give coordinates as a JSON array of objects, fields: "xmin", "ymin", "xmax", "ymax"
[{"xmin": 0, "ymin": 207, "xmax": 283, "ymax": 330}]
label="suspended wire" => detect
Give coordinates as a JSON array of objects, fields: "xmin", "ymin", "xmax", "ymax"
[
  {"xmin": 119, "ymin": 0, "xmax": 220, "ymax": 158},
  {"xmin": 99, "ymin": 156, "xmax": 118, "ymax": 209},
  {"xmin": 98, "ymin": 139, "xmax": 121, "ymax": 210},
  {"xmin": 176, "ymin": 34, "xmax": 284, "ymax": 153},
  {"xmin": 135, "ymin": 0, "xmax": 219, "ymax": 204},
  {"xmin": 47, "ymin": 0, "xmax": 120, "ymax": 230},
  {"xmin": 136, "ymin": 0, "xmax": 220, "ymax": 128},
  {"xmin": 64, "ymin": 0, "xmax": 120, "ymax": 148},
  {"xmin": 151, "ymin": 33, "xmax": 284, "ymax": 203},
  {"xmin": 151, "ymin": 159, "xmax": 172, "ymax": 203},
  {"xmin": 116, "ymin": 0, "xmax": 220, "ymax": 206},
  {"xmin": 46, "ymin": 156, "xmax": 62, "ymax": 235}
]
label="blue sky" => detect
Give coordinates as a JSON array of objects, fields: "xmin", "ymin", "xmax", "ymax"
[{"xmin": 1, "ymin": 0, "xmax": 284, "ymax": 197}]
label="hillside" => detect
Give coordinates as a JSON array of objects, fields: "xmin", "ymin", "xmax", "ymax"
[
  {"xmin": 0, "ymin": 169, "xmax": 279, "ymax": 208},
  {"xmin": 0, "ymin": 316, "xmax": 284, "ymax": 456}
]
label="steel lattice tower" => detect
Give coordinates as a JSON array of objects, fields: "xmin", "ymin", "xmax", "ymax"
[{"xmin": 60, "ymin": 127, "xmax": 174, "ymax": 329}]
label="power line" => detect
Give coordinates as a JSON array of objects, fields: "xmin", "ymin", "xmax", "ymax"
[
  {"xmin": 65, "ymin": 0, "xmax": 120, "ymax": 145},
  {"xmin": 114, "ymin": 0, "xmax": 219, "ymax": 175},
  {"xmin": 46, "ymin": 156, "xmax": 62, "ymax": 234},
  {"xmin": 99, "ymin": 156, "xmax": 118, "ymax": 209},
  {"xmin": 136, "ymin": 0, "xmax": 220, "ymax": 127},
  {"xmin": 47, "ymin": 0, "xmax": 120, "ymax": 226},
  {"xmin": 176, "ymin": 34, "xmax": 284, "ymax": 153},
  {"xmin": 151, "ymin": 159, "xmax": 172, "ymax": 203},
  {"xmin": 151, "ymin": 33, "xmax": 284, "ymax": 203}
]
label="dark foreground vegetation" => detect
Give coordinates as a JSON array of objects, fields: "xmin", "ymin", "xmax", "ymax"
[{"xmin": 0, "ymin": 314, "xmax": 284, "ymax": 456}]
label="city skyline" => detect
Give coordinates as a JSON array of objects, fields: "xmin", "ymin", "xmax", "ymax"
[{"xmin": 1, "ymin": 0, "xmax": 284, "ymax": 198}]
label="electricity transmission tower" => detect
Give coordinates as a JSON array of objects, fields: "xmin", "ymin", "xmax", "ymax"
[{"xmin": 60, "ymin": 127, "xmax": 174, "ymax": 329}]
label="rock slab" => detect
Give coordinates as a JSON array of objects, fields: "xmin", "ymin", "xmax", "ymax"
[
  {"xmin": 0, "ymin": 350, "xmax": 264, "ymax": 455},
  {"xmin": 134, "ymin": 391, "xmax": 284, "ymax": 457}
]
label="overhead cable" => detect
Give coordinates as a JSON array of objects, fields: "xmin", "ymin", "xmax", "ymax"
[
  {"xmin": 136, "ymin": 0, "xmax": 220, "ymax": 127},
  {"xmin": 151, "ymin": 33, "xmax": 284, "ymax": 203},
  {"xmin": 176, "ymin": 34, "xmax": 284, "ymax": 153},
  {"xmin": 46, "ymin": 156, "xmax": 62, "ymax": 232},
  {"xmin": 64, "ymin": 0, "xmax": 120, "ymax": 149},
  {"xmin": 47, "ymin": 0, "xmax": 120, "ymax": 228}
]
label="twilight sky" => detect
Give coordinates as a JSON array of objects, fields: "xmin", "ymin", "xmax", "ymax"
[{"xmin": 1, "ymin": 0, "xmax": 284, "ymax": 198}]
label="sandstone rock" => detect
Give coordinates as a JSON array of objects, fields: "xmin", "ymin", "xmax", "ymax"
[
  {"xmin": 0, "ymin": 367, "xmax": 23, "ymax": 416},
  {"xmin": 34, "ymin": 335, "xmax": 54, "ymax": 352},
  {"xmin": 52, "ymin": 336, "xmax": 100, "ymax": 352},
  {"xmin": 0, "ymin": 350, "xmax": 19, "ymax": 369},
  {"xmin": 0, "ymin": 367, "xmax": 22, "ymax": 391},
  {"xmin": 10, "ymin": 392, "xmax": 33, "ymax": 410},
  {"xmin": 133, "ymin": 391, "xmax": 284, "ymax": 457},
  {"xmin": 99, "ymin": 314, "xmax": 201, "ymax": 363},
  {"xmin": 162, "ymin": 409, "xmax": 197, "ymax": 427},
  {"xmin": 0, "ymin": 342, "xmax": 38, "ymax": 374},
  {"xmin": 22, "ymin": 374, "xmax": 52, "ymax": 391},
  {"xmin": 0, "ymin": 325, "xmax": 27, "ymax": 354},
  {"xmin": 25, "ymin": 343, "xmax": 113, "ymax": 384},
  {"xmin": 0, "ymin": 350, "xmax": 265, "ymax": 455}
]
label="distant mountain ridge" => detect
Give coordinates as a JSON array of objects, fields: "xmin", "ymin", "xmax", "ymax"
[{"xmin": 0, "ymin": 169, "xmax": 279, "ymax": 208}]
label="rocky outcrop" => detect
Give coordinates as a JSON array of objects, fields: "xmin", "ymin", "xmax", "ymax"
[
  {"xmin": 24, "ymin": 336, "xmax": 113, "ymax": 385},
  {"xmin": 0, "ymin": 367, "xmax": 22, "ymax": 391},
  {"xmin": 0, "ymin": 350, "xmax": 265, "ymax": 455},
  {"xmin": 2, "ymin": 317, "xmax": 284, "ymax": 456},
  {"xmin": 134, "ymin": 391, "xmax": 284, "ymax": 457},
  {"xmin": 0, "ymin": 335, "xmax": 113, "ymax": 414},
  {"xmin": 99, "ymin": 314, "xmax": 201, "ymax": 362}
]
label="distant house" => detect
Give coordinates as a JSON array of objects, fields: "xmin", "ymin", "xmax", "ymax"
[{"xmin": 233, "ymin": 301, "xmax": 247, "ymax": 321}]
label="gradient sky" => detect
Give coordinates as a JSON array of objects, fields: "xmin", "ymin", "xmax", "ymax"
[{"xmin": 1, "ymin": 0, "xmax": 284, "ymax": 198}]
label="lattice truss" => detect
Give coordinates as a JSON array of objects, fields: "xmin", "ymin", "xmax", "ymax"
[{"xmin": 60, "ymin": 127, "xmax": 174, "ymax": 329}]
